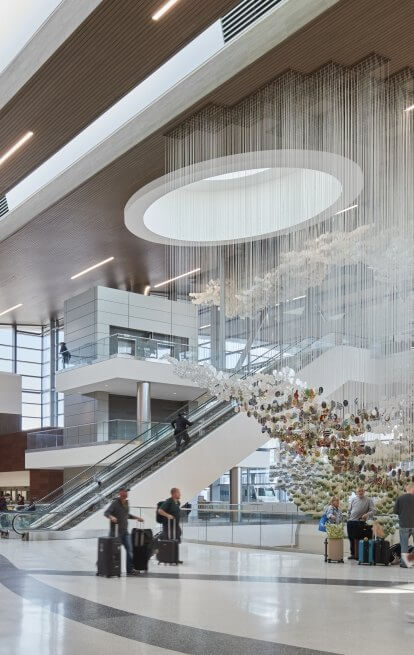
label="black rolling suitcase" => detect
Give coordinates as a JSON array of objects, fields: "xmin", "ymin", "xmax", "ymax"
[
  {"xmin": 132, "ymin": 528, "xmax": 153, "ymax": 572},
  {"xmin": 373, "ymin": 539, "xmax": 390, "ymax": 566},
  {"xmin": 156, "ymin": 519, "xmax": 179, "ymax": 565},
  {"xmin": 97, "ymin": 526, "xmax": 121, "ymax": 578}
]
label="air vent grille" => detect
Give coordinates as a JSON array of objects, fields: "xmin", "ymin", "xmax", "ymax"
[
  {"xmin": 0, "ymin": 195, "xmax": 8, "ymax": 218},
  {"xmin": 222, "ymin": 0, "xmax": 282, "ymax": 43}
]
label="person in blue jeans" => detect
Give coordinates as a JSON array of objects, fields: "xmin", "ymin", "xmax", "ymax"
[
  {"xmin": 104, "ymin": 488, "xmax": 144, "ymax": 576},
  {"xmin": 394, "ymin": 483, "xmax": 414, "ymax": 568}
]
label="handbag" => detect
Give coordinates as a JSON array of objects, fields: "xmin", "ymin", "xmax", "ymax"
[{"xmin": 318, "ymin": 513, "xmax": 328, "ymax": 532}]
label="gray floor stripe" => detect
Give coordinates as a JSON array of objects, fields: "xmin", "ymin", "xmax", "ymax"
[
  {"xmin": 24, "ymin": 568, "xmax": 402, "ymax": 588},
  {"xmin": 0, "ymin": 555, "xmax": 337, "ymax": 655}
]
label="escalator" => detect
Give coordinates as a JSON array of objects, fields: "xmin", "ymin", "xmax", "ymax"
[{"xmin": 15, "ymin": 338, "xmax": 321, "ymax": 534}]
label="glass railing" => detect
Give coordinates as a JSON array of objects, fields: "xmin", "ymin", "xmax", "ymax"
[
  {"xmin": 27, "ymin": 420, "xmax": 167, "ymax": 450},
  {"xmin": 57, "ymin": 333, "xmax": 206, "ymax": 371},
  {"xmin": 8, "ymin": 504, "xmax": 313, "ymax": 550}
]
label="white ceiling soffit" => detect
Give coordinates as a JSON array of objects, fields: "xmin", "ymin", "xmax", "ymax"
[
  {"xmin": 0, "ymin": 0, "xmax": 340, "ymax": 243},
  {"xmin": 0, "ymin": 0, "xmax": 102, "ymax": 111}
]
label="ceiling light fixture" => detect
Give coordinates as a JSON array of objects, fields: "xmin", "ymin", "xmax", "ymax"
[
  {"xmin": 404, "ymin": 104, "xmax": 414, "ymax": 112},
  {"xmin": 199, "ymin": 324, "xmax": 211, "ymax": 330},
  {"xmin": 335, "ymin": 204, "xmax": 358, "ymax": 215},
  {"xmin": 153, "ymin": 267, "xmax": 200, "ymax": 288},
  {"xmin": 144, "ymin": 285, "xmax": 151, "ymax": 296},
  {"xmin": 152, "ymin": 0, "xmax": 181, "ymax": 21},
  {"xmin": 70, "ymin": 256, "xmax": 114, "ymax": 280},
  {"xmin": 0, "ymin": 303, "xmax": 23, "ymax": 317},
  {"xmin": 291, "ymin": 295, "xmax": 306, "ymax": 301},
  {"xmin": 0, "ymin": 131, "xmax": 33, "ymax": 167}
]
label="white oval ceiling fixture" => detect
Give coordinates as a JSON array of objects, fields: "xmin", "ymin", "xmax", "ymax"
[{"xmin": 124, "ymin": 150, "xmax": 363, "ymax": 246}]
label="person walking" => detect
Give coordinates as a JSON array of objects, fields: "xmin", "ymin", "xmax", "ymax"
[
  {"xmin": 0, "ymin": 492, "xmax": 9, "ymax": 538},
  {"xmin": 157, "ymin": 487, "xmax": 183, "ymax": 563},
  {"xmin": 60, "ymin": 342, "xmax": 71, "ymax": 368},
  {"xmin": 171, "ymin": 412, "xmax": 192, "ymax": 452},
  {"xmin": 347, "ymin": 487, "xmax": 375, "ymax": 559},
  {"xmin": 394, "ymin": 483, "xmax": 414, "ymax": 568},
  {"xmin": 104, "ymin": 488, "xmax": 144, "ymax": 576}
]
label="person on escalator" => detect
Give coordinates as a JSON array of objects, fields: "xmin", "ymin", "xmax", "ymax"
[{"xmin": 171, "ymin": 412, "xmax": 192, "ymax": 452}]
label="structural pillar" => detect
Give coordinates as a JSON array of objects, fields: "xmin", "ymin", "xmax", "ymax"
[
  {"xmin": 230, "ymin": 467, "xmax": 241, "ymax": 522},
  {"xmin": 137, "ymin": 382, "xmax": 151, "ymax": 432}
]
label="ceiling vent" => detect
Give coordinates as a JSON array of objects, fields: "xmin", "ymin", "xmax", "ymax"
[{"xmin": 221, "ymin": 0, "xmax": 282, "ymax": 43}]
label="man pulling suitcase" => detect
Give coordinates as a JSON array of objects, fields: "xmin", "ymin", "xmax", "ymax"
[
  {"xmin": 157, "ymin": 487, "xmax": 183, "ymax": 564},
  {"xmin": 104, "ymin": 488, "xmax": 144, "ymax": 576}
]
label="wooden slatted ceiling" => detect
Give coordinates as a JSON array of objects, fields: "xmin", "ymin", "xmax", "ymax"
[
  {"xmin": 0, "ymin": 0, "xmax": 240, "ymax": 195},
  {"xmin": 0, "ymin": 0, "xmax": 414, "ymax": 323}
]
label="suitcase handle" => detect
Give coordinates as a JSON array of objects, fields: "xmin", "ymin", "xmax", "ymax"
[{"xmin": 167, "ymin": 518, "xmax": 176, "ymax": 540}]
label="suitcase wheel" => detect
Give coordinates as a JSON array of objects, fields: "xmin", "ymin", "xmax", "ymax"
[
  {"xmin": 358, "ymin": 561, "xmax": 361, "ymax": 565},
  {"xmin": 327, "ymin": 559, "xmax": 331, "ymax": 563}
]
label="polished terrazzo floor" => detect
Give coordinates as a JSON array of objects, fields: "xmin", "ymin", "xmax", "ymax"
[{"xmin": 0, "ymin": 538, "xmax": 413, "ymax": 655}]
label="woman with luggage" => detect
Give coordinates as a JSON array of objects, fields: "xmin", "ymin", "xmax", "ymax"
[{"xmin": 325, "ymin": 497, "xmax": 344, "ymax": 524}]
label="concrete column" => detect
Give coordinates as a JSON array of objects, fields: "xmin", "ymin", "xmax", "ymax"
[
  {"xmin": 137, "ymin": 382, "xmax": 151, "ymax": 431},
  {"xmin": 230, "ymin": 467, "xmax": 241, "ymax": 523}
]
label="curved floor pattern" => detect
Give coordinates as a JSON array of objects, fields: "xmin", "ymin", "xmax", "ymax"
[
  {"xmin": 0, "ymin": 554, "xmax": 335, "ymax": 655},
  {"xmin": 23, "ymin": 568, "xmax": 399, "ymax": 588}
]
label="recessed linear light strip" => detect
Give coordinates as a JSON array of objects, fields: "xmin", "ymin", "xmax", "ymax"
[
  {"xmin": 0, "ymin": 303, "xmax": 23, "ymax": 317},
  {"xmin": 335, "ymin": 204, "xmax": 358, "ymax": 215},
  {"xmin": 404, "ymin": 104, "xmax": 414, "ymax": 112},
  {"xmin": 70, "ymin": 256, "xmax": 114, "ymax": 280},
  {"xmin": 199, "ymin": 324, "xmax": 211, "ymax": 330},
  {"xmin": 153, "ymin": 268, "xmax": 201, "ymax": 289},
  {"xmin": 152, "ymin": 0, "xmax": 181, "ymax": 21},
  {"xmin": 0, "ymin": 132, "xmax": 33, "ymax": 167}
]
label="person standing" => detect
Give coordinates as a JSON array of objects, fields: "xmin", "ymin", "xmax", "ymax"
[
  {"xmin": 325, "ymin": 497, "xmax": 344, "ymax": 524},
  {"xmin": 394, "ymin": 484, "xmax": 414, "ymax": 568},
  {"xmin": 347, "ymin": 487, "xmax": 375, "ymax": 559},
  {"xmin": 171, "ymin": 412, "xmax": 192, "ymax": 452},
  {"xmin": 104, "ymin": 488, "xmax": 144, "ymax": 576},
  {"xmin": 60, "ymin": 342, "xmax": 71, "ymax": 368},
  {"xmin": 0, "ymin": 492, "xmax": 9, "ymax": 538},
  {"xmin": 157, "ymin": 487, "xmax": 183, "ymax": 563}
]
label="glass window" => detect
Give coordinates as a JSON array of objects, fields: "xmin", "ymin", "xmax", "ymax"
[
  {"xmin": 0, "ymin": 344, "xmax": 12, "ymax": 360},
  {"xmin": 16, "ymin": 361, "xmax": 41, "ymax": 376},
  {"xmin": 22, "ymin": 403, "xmax": 42, "ymax": 418},
  {"xmin": 22, "ymin": 417, "xmax": 42, "ymax": 430},
  {"xmin": 0, "ymin": 326, "xmax": 13, "ymax": 345},
  {"xmin": 16, "ymin": 332, "xmax": 42, "ymax": 349},
  {"xmin": 22, "ymin": 392, "xmax": 42, "ymax": 404},
  {"xmin": 22, "ymin": 376, "xmax": 42, "ymax": 391},
  {"xmin": 0, "ymin": 359, "xmax": 12, "ymax": 373},
  {"xmin": 16, "ymin": 347, "xmax": 42, "ymax": 363}
]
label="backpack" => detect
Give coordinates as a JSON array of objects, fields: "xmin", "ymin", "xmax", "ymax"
[{"xmin": 156, "ymin": 500, "xmax": 165, "ymax": 524}]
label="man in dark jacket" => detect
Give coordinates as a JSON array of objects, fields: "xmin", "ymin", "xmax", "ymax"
[
  {"xmin": 394, "ymin": 483, "xmax": 414, "ymax": 567},
  {"xmin": 171, "ymin": 412, "xmax": 192, "ymax": 452},
  {"xmin": 158, "ymin": 487, "xmax": 183, "ymax": 563},
  {"xmin": 104, "ymin": 488, "xmax": 144, "ymax": 576}
]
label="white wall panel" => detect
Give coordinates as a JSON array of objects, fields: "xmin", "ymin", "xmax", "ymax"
[{"xmin": 0, "ymin": 372, "xmax": 22, "ymax": 414}]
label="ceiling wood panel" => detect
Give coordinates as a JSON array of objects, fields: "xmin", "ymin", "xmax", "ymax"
[
  {"xmin": 0, "ymin": 0, "xmax": 414, "ymax": 323},
  {"xmin": 0, "ymin": 0, "xmax": 239, "ymax": 195}
]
